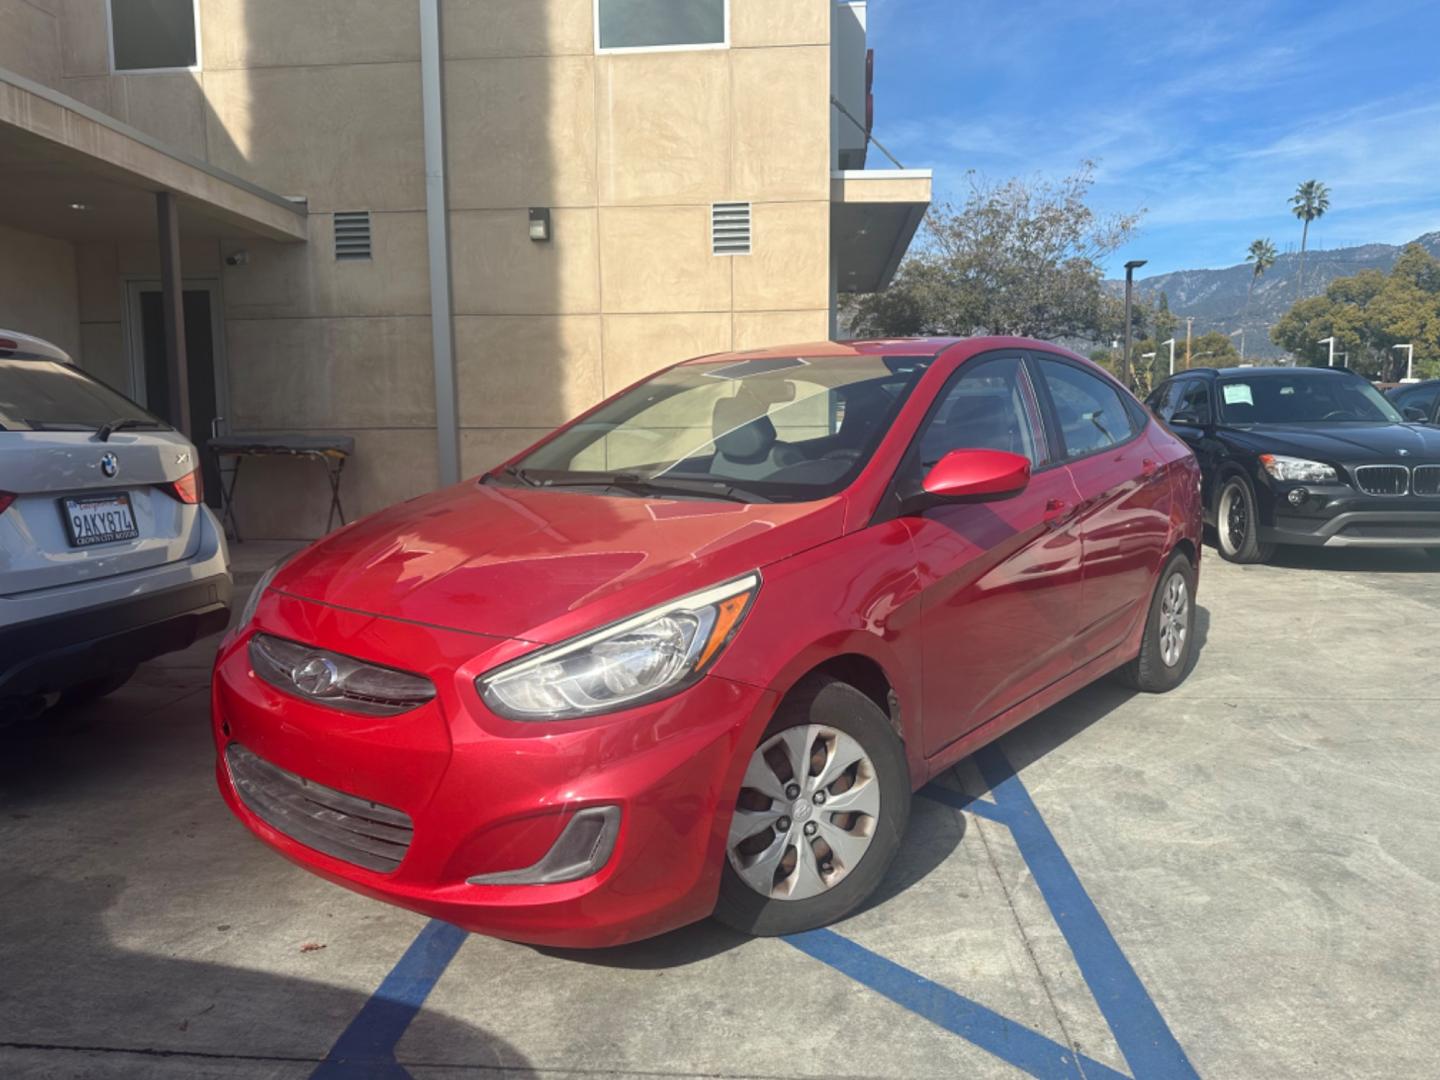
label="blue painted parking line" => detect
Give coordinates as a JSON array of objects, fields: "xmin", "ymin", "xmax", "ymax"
[
  {"xmin": 919, "ymin": 745, "xmax": 1198, "ymax": 1079},
  {"xmin": 319, "ymin": 745, "xmax": 1195, "ymax": 1080},
  {"xmin": 785, "ymin": 928, "xmax": 1129, "ymax": 1080},
  {"xmin": 311, "ymin": 918, "xmax": 468, "ymax": 1079}
]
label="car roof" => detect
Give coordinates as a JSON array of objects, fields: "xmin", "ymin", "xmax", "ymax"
[
  {"xmin": 1187, "ymin": 365, "xmax": 1358, "ymax": 378},
  {"xmin": 676, "ymin": 336, "xmax": 1086, "ymax": 364},
  {"xmin": 0, "ymin": 329, "xmax": 72, "ymax": 363}
]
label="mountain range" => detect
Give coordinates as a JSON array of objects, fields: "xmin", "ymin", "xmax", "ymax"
[{"xmin": 1109, "ymin": 231, "xmax": 1440, "ymax": 359}]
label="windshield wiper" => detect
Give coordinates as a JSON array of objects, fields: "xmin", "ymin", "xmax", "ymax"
[
  {"xmin": 539, "ymin": 472, "xmax": 771, "ymax": 504},
  {"xmin": 93, "ymin": 417, "xmax": 163, "ymax": 441},
  {"xmin": 494, "ymin": 464, "xmax": 541, "ymax": 487}
]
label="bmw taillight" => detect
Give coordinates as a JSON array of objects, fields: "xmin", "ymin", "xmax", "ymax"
[
  {"xmin": 0, "ymin": 491, "xmax": 15, "ymax": 515},
  {"xmin": 158, "ymin": 469, "xmax": 203, "ymax": 505}
]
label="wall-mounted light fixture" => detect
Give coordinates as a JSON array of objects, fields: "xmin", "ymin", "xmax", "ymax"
[{"xmin": 528, "ymin": 207, "xmax": 551, "ymax": 242}]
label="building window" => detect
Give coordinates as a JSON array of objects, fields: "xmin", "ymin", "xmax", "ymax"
[
  {"xmin": 109, "ymin": 0, "xmax": 200, "ymax": 72},
  {"xmin": 595, "ymin": 0, "xmax": 728, "ymax": 53}
]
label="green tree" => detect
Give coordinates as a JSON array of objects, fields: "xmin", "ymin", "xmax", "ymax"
[
  {"xmin": 1244, "ymin": 238, "xmax": 1278, "ymax": 319},
  {"xmin": 847, "ymin": 162, "xmax": 1143, "ymax": 341},
  {"xmin": 1290, "ymin": 180, "xmax": 1330, "ymax": 298},
  {"xmin": 1271, "ymin": 244, "xmax": 1440, "ymax": 378}
]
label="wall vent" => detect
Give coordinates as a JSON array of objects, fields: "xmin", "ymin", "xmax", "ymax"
[
  {"xmin": 711, "ymin": 202, "xmax": 752, "ymax": 256},
  {"xmin": 334, "ymin": 211, "xmax": 372, "ymax": 260}
]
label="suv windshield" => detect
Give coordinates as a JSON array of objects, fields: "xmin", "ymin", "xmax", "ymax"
[
  {"xmin": 501, "ymin": 354, "xmax": 933, "ymax": 502},
  {"xmin": 0, "ymin": 359, "xmax": 164, "ymax": 433},
  {"xmin": 1216, "ymin": 371, "xmax": 1402, "ymax": 425}
]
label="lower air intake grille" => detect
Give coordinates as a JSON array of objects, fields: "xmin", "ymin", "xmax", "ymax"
[
  {"xmin": 1353, "ymin": 465, "xmax": 1408, "ymax": 496},
  {"xmin": 1412, "ymin": 465, "xmax": 1440, "ymax": 496},
  {"xmin": 226, "ymin": 743, "xmax": 412, "ymax": 873}
]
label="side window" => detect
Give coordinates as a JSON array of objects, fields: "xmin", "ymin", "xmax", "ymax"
[
  {"xmin": 1174, "ymin": 380, "xmax": 1212, "ymax": 425},
  {"xmin": 1147, "ymin": 380, "xmax": 1182, "ymax": 421},
  {"xmin": 1036, "ymin": 359, "xmax": 1134, "ymax": 458},
  {"xmin": 596, "ymin": 0, "xmax": 728, "ymax": 51},
  {"xmin": 915, "ymin": 356, "xmax": 1038, "ymax": 467},
  {"xmin": 109, "ymin": 0, "xmax": 200, "ymax": 72},
  {"xmin": 1398, "ymin": 385, "xmax": 1439, "ymax": 417}
]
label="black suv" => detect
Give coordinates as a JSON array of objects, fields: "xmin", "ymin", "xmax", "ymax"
[{"xmin": 1147, "ymin": 366, "xmax": 1440, "ymax": 563}]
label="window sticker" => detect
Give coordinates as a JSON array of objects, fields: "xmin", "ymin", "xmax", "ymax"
[{"xmin": 1222, "ymin": 383, "xmax": 1254, "ymax": 406}]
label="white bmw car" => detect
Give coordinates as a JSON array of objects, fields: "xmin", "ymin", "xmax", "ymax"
[{"xmin": 0, "ymin": 330, "xmax": 231, "ymax": 723}]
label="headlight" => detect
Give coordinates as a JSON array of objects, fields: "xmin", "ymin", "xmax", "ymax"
[
  {"xmin": 1259, "ymin": 454, "xmax": 1337, "ymax": 483},
  {"xmin": 250, "ymin": 633, "xmax": 436, "ymax": 716},
  {"xmin": 477, "ymin": 573, "xmax": 761, "ymax": 721},
  {"xmin": 237, "ymin": 556, "xmax": 291, "ymax": 628}
]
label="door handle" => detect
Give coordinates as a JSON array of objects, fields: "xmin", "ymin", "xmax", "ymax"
[
  {"xmin": 1043, "ymin": 498, "xmax": 1073, "ymax": 528},
  {"xmin": 1140, "ymin": 458, "xmax": 1159, "ymax": 480}
]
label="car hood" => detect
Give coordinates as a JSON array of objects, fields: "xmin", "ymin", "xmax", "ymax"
[
  {"xmin": 273, "ymin": 481, "xmax": 845, "ymax": 642},
  {"xmin": 1224, "ymin": 422, "xmax": 1440, "ymax": 462}
]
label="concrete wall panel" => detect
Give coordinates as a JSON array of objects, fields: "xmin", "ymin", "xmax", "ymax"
[
  {"xmin": 200, "ymin": 0, "xmax": 419, "ymax": 70},
  {"xmin": 598, "ymin": 205, "xmax": 731, "ymax": 314},
  {"xmin": 1, "ymin": 0, "xmax": 62, "ymax": 86},
  {"xmin": 455, "ymin": 315, "xmax": 602, "ymax": 428},
  {"xmin": 732, "ymin": 201, "xmax": 829, "ymax": 311},
  {"xmin": 730, "ymin": 47, "xmax": 829, "ymax": 201},
  {"xmin": 77, "ymin": 320, "xmax": 125, "ymax": 385},
  {"xmin": 732, "ymin": 0, "xmax": 830, "ymax": 48},
  {"xmin": 600, "ymin": 312, "xmax": 732, "ymax": 394},
  {"xmin": 442, "ymin": 0, "xmax": 594, "ymax": 59},
  {"xmin": 0, "ymin": 223, "xmax": 79, "ymax": 356},
  {"xmin": 451, "ymin": 208, "xmax": 600, "ymax": 315},
  {"xmin": 732, "ymin": 309, "xmax": 829, "ymax": 351}
]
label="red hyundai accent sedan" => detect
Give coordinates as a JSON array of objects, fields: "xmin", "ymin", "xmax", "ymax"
[{"xmin": 214, "ymin": 338, "xmax": 1202, "ymax": 947}]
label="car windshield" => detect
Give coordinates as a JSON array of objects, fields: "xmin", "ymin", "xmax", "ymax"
[
  {"xmin": 0, "ymin": 359, "xmax": 163, "ymax": 433},
  {"xmin": 501, "ymin": 354, "xmax": 934, "ymax": 502},
  {"xmin": 1216, "ymin": 372, "xmax": 1403, "ymax": 425}
]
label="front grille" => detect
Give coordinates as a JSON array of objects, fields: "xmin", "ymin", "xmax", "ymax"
[
  {"xmin": 1353, "ymin": 465, "xmax": 1408, "ymax": 496},
  {"xmin": 226, "ymin": 743, "xmax": 412, "ymax": 873},
  {"xmin": 1413, "ymin": 465, "xmax": 1440, "ymax": 496},
  {"xmin": 1337, "ymin": 521, "xmax": 1440, "ymax": 540}
]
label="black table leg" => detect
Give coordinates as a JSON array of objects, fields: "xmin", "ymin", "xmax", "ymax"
[
  {"xmin": 217, "ymin": 453, "xmax": 243, "ymax": 543},
  {"xmin": 323, "ymin": 455, "xmax": 348, "ymax": 532}
]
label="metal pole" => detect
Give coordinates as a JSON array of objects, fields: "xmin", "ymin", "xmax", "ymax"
[
  {"xmin": 1184, "ymin": 317, "xmax": 1193, "ymax": 370},
  {"xmin": 1122, "ymin": 259, "xmax": 1146, "ymax": 389},
  {"xmin": 156, "ymin": 191, "xmax": 191, "ymax": 437},
  {"xmin": 1319, "ymin": 336, "xmax": 1336, "ymax": 367},
  {"xmin": 1162, "ymin": 337, "xmax": 1175, "ymax": 376},
  {"xmin": 420, "ymin": 0, "xmax": 460, "ymax": 487}
]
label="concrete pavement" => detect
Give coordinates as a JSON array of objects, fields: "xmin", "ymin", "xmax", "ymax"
[{"xmin": 2, "ymin": 544, "xmax": 1437, "ymax": 1079}]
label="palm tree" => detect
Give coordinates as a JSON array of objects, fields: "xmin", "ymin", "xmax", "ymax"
[
  {"xmin": 1290, "ymin": 180, "xmax": 1330, "ymax": 297},
  {"xmin": 1244, "ymin": 238, "xmax": 1278, "ymax": 318}
]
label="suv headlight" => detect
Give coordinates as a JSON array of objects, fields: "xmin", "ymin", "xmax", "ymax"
[
  {"xmin": 1259, "ymin": 454, "xmax": 1337, "ymax": 483},
  {"xmin": 477, "ymin": 573, "xmax": 760, "ymax": 721}
]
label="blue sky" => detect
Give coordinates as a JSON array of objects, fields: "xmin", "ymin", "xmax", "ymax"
[{"xmin": 868, "ymin": 0, "xmax": 1440, "ymax": 277}]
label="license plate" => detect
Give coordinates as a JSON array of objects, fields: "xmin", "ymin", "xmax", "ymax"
[{"xmin": 61, "ymin": 493, "xmax": 139, "ymax": 547}]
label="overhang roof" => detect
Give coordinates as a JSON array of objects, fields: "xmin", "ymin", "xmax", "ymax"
[
  {"xmin": 0, "ymin": 67, "xmax": 307, "ymax": 244},
  {"xmin": 831, "ymin": 168, "xmax": 932, "ymax": 294}
]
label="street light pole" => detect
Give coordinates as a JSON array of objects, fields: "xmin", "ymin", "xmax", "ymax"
[
  {"xmin": 1317, "ymin": 336, "xmax": 1336, "ymax": 367},
  {"xmin": 1393, "ymin": 343, "xmax": 1415, "ymax": 382},
  {"xmin": 1228, "ymin": 328, "xmax": 1245, "ymax": 360},
  {"xmin": 1161, "ymin": 337, "xmax": 1176, "ymax": 376},
  {"xmin": 1123, "ymin": 259, "xmax": 1147, "ymax": 389},
  {"xmin": 1185, "ymin": 316, "xmax": 1193, "ymax": 369}
]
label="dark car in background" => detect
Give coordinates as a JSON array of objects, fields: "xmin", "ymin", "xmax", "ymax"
[
  {"xmin": 1147, "ymin": 366, "xmax": 1440, "ymax": 563},
  {"xmin": 1386, "ymin": 379, "xmax": 1440, "ymax": 425}
]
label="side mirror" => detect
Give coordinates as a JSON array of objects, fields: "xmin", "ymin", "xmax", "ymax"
[
  {"xmin": 1402, "ymin": 405, "xmax": 1427, "ymax": 422},
  {"xmin": 921, "ymin": 449, "xmax": 1031, "ymax": 502}
]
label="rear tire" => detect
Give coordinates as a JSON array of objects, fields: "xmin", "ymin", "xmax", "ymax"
[
  {"xmin": 714, "ymin": 676, "xmax": 910, "ymax": 937},
  {"xmin": 59, "ymin": 667, "xmax": 136, "ymax": 708},
  {"xmin": 1215, "ymin": 476, "xmax": 1274, "ymax": 564},
  {"xmin": 1116, "ymin": 551, "xmax": 1197, "ymax": 693}
]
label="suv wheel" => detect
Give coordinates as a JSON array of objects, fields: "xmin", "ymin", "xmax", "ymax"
[
  {"xmin": 714, "ymin": 676, "xmax": 909, "ymax": 936},
  {"xmin": 1215, "ymin": 476, "xmax": 1274, "ymax": 564}
]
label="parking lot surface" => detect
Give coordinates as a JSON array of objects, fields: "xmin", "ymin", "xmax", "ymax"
[{"xmin": 3, "ymin": 544, "xmax": 1437, "ymax": 1079}]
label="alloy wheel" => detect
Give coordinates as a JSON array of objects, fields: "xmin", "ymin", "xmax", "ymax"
[
  {"xmin": 1221, "ymin": 483, "xmax": 1248, "ymax": 555},
  {"xmin": 727, "ymin": 724, "xmax": 880, "ymax": 901},
  {"xmin": 1157, "ymin": 571, "xmax": 1189, "ymax": 668}
]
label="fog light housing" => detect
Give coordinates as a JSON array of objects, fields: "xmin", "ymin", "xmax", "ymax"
[
  {"xmin": 1288, "ymin": 488, "xmax": 1308, "ymax": 506},
  {"xmin": 467, "ymin": 806, "xmax": 620, "ymax": 886}
]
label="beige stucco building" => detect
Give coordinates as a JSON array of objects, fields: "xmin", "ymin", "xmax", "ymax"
[{"xmin": 0, "ymin": 0, "xmax": 929, "ymax": 537}]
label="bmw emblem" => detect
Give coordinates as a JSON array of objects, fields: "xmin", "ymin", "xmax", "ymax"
[
  {"xmin": 99, "ymin": 453, "xmax": 119, "ymax": 478},
  {"xmin": 1398, "ymin": 448, "xmax": 1410, "ymax": 457},
  {"xmin": 294, "ymin": 656, "xmax": 341, "ymax": 697}
]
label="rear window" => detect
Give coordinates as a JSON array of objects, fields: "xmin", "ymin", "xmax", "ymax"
[{"xmin": 0, "ymin": 360, "xmax": 161, "ymax": 432}]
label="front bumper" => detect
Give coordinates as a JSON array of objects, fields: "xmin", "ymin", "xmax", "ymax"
[
  {"xmin": 212, "ymin": 592, "xmax": 776, "ymax": 948},
  {"xmin": 0, "ymin": 572, "xmax": 231, "ymax": 699}
]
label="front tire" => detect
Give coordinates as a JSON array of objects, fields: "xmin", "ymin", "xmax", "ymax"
[
  {"xmin": 1117, "ymin": 551, "xmax": 1197, "ymax": 693},
  {"xmin": 714, "ymin": 676, "xmax": 910, "ymax": 937},
  {"xmin": 1215, "ymin": 476, "xmax": 1274, "ymax": 564}
]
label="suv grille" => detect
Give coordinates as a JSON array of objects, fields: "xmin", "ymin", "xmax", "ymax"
[
  {"xmin": 225, "ymin": 743, "xmax": 412, "ymax": 873},
  {"xmin": 1353, "ymin": 465, "xmax": 1408, "ymax": 496},
  {"xmin": 1413, "ymin": 465, "xmax": 1440, "ymax": 497}
]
